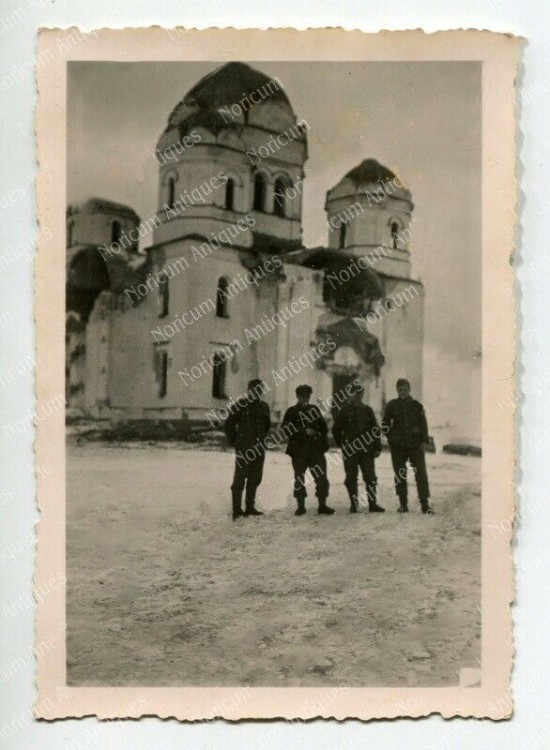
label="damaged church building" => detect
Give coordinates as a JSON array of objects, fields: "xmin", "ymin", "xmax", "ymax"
[{"xmin": 65, "ymin": 62, "xmax": 424, "ymax": 431}]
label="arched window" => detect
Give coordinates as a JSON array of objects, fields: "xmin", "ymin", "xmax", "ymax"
[
  {"xmin": 274, "ymin": 178, "xmax": 286, "ymax": 217},
  {"xmin": 391, "ymin": 221, "xmax": 400, "ymax": 249},
  {"xmin": 212, "ymin": 351, "xmax": 227, "ymax": 399},
  {"xmin": 225, "ymin": 178, "xmax": 235, "ymax": 210},
  {"xmin": 154, "ymin": 346, "xmax": 168, "ymax": 398},
  {"xmin": 167, "ymin": 177, "xmax": 176, "ymax": 209},
  {"xmin": 216, "ymin": 277, "xmax": 230, "ymax": 318},
  {"xmin": 111, "ymin": 220, "xmax": 122, "ymax": 244},
  {"xmin": 158, "ymin": 273, "xmax": 169, "ymax": 318},
  {"xmin": 253, "ymin": 173, "xmax": 266, "ymax": 211},
  {"xmin": 339, "ymin": 222, "xmax": 347, "ymax": 249}
]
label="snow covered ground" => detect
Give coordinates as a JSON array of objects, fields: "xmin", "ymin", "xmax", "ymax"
[{"xmin": 66, "ymin": 444, "xmax": 481, "ymax": 687}]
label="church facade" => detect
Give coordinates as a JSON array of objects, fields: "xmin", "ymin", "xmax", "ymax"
[{"xmin": 66, "ymin": 63, "xmax": 424, "ymax": 428}]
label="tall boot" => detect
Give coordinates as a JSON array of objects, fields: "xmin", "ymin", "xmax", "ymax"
[
  {"xmin": 420, "ymin": 498, "xmax": 434, "ymax": 515},
  {"xmin": 397, "ymin": 495, "xmax": 408, "ymax": 513},
  {"xmin": 318, "ymin": 497, "xmax": 335, "ymax": 515},
  {"xmin": 349, "ymin": 494, "xmax": 359, "ymax": 513},
  {"xmin": 232, "ymin": 490, "xmax": 244, "ymax": 520},
  {"xmin": 244, "ymin": 486, "xmax": 263, "ymax": 517},
  {"xmin": 295, "ymin": 497, "xmax": 306, "ymax": 516},
  {"xmin": 367, "ymin": 483, "xmax": 385, "ymax": 512}
]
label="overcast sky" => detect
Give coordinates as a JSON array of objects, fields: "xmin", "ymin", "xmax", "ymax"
[{"xmin": 68, "ymin": 61, "xmax": 481, "ymax": 434}]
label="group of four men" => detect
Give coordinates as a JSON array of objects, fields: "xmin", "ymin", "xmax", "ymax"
[{"xmin": 224, "ymin": 377, "xmax": 433, "ymax": 519}]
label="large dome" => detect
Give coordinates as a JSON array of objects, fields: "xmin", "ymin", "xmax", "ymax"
[{"xmin": 160, "ymin": 62, "xmax": 298, "ymax": 141}]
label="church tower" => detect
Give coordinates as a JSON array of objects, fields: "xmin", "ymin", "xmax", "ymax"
[
  {"xmin": 325, "ymin": 159, "xmax": 414, "ymax": 278},
  {"xmin": 66, "ymin": 197, "xmax": 141, "ymax": 268},
  {"xmin": 138, "ymin": 62, "xmax": 316, "ymax": 421},
  {"xmin": 65, "ymin": 198, "xmax": 141, "ymax": 416}
]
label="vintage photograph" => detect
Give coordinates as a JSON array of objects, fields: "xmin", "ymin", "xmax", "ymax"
[
  {"xmin": 35, "ymin": 27, "xmax": 518, "ymax": 720},
  {"xmin": 64, "ymin": 58, "xmax": 481, "ymax": 687}
]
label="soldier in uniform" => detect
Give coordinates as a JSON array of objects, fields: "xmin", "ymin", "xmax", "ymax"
[
  {"xmin": 332, "ymin": 383, "xmax": 385, "ymax": 513},
  {"xmin": 381, "ymin": 378, "xmax": 434, "ymax": 515},
  {"xmin": 224, "ymin": 379, "xmax": 271, "ymax": 520},
  {"xmin": 281, "ymin": 384, "xmax": 334, "ymax": 516}
]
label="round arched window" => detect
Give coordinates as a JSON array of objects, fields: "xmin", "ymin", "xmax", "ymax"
[
  {"xmin": 225, "ymin": 179, "xmax": 235, "ymax": 210},
  {"xmin": 390, "ymin": 221, "xmax": 400, "ymax": 249},
  {"xmin": 253, "ymin": 173, "xmax": 266, "ymax": 211},
  {"xmin": 216, "ymin": 277, "xmax": 230, "ymax": 318},
  {"xmin": 273, "ymin": 178, "xmax": 287, "ymax": 217},
  {"xmin": 167, "ymin": 177, "xmax": 176, "ymax": 209}
]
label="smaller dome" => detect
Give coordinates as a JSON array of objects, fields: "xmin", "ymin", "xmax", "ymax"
[
  {"xmin": 343, "ymin": 159, "xmax": 396, "ymax": 187},
  {"xmin": 79, "ymin": 197, "xmax": 140, "ymax": 223},
  {"xmin": 327, "ymin": 158, "xmax": 412, "ymax": 206}
]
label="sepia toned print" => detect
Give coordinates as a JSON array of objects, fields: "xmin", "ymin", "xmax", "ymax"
[{"xmin": 36, "ymin": 27, "xmax": 520, "ymax": 719}]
